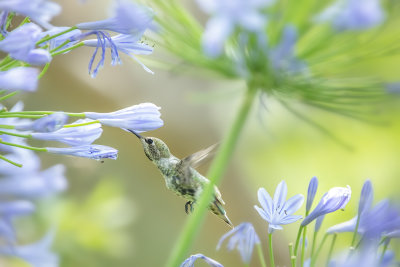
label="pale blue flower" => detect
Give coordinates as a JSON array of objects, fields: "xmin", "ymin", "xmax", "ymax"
[
  {"xmin": 0, "ymin": 230, "xmax": 59, "ymax": 267},
  {"xmin": 180, "ymin": 253, "xmax": 223, "ymax": 267},
  {"xmin": 76, "ymin": 0, "xmax": 153, "ymax": 35},
  {"xmin": 0, "ymin": 0, "xmax": 61, "ymax": 29},
  {"xmin": 0, "ymin": 67, "xmax": 39, "ymax": 92},
  {"xmin": 315, "ymin": 0, "xmax": 385, "ymax": 31},
  {"xmin": 31, "ymin": 119, "xmax": 102, "ymax": 146},
  {"xmin": 0, "ymin": 23, "xmax": 51, "ymax": 65},
  {"xmin": 217, "ymin": 222, "xmax": 260, "ymax": 264},
  {"xmin": 302, "ymin": 185, "xmax": 351, "ymax": 226},
  {"xmin": 306, "ymin": 177, "xmax": 318, "ymax": 213},
  {"xmin": 84, "ymin": 103, "xmax": 163, "ymax": 132},
  {"xmin": 39, "ymin": 27, "xmax": 82, "ymax": 52},
  {"xmin": 196, "ymin": 0, "xmax": 274, "ymax": 57},
  {"xmin": 15, "ymin": 113, "xmax": 68, "ymax": 132},
  {"xmin": 0, "ymin": 164, "xmax": 67, "ymax": 198},
  {"xmin": 254, "ymin": 181, "xmax": 304, "ymax": 233},
  {"xmin": 46, "ymin": 145, "xmax": 118, "ymax": 160}
]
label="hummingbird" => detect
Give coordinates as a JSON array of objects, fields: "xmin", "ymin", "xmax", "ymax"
[{"xmin": 130, "ymin": 130, "xmax": 233, "ymax": 227}]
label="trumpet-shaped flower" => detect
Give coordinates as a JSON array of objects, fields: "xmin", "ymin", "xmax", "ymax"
[
  {"xmin": 180, "ymin": 254, "xmax": 223, "ymax": 267},
  {"xmin": 84, "ymin": 103, "xmax": 163, "ymax": 132},
  {"xmin": 301, "ymin": 186, "xmax": 351, "ymax": 226},
  {"xmin": 31, "ymin": 119, "xmax": 102, "ymax": 146},
  {"xmin": 76, "ymin": 0, "xmax": 153, "ymax": 35},
  {"xmin": 0, "ymin": 67, "xmax": 39, "ymax": 92},
  {"xmin": 217, "ymin": 222, "xmax": 260, "ymax": 264},
  {"xmin": 15, "ymin": 112, "xmax": 68, "ymax": 132},
  {"xmin": 0, "ymin": 0, "xmax": 61, "ymax": 29},
  {"xmin": 46, "ymin": 145, "xmax": 118, "ymax": 160},
  {"xmin": 254, "ymin": 181, "xmax": 304, "ymax": 233}
]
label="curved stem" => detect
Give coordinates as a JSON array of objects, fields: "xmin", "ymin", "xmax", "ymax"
[
  {"xmin": 350, "ymin": 215, "xmax": 360, "ymax": 247},
  {"xmin": 0, "ymin": 154, "xmax": 22, "ymax": 167},
  {"xmin": 326, "ymin": 234, "xmax": 337, "ymax": 266},
  {"xmin": 0, "ymin": 91, "xmax": 18, "ymax": 102},
  {"xmin": 36, "ymin": 26, "xmax": 78, "ymax": 45},
  {"xmin": 300, "ymin": 226, "xmax": 307, "ymax": 267},
  {"xmin": 311, "ymin": 233, "xmax": 328, "ymax": 267},
  {"xmin": 51, "ymin": 42, "xmax": 84, "ymax": 56},
  {"xmin": 310, "ymin": 230, "xmax": 318, "ymax": 257},
  {"xmin": 257, "ymin": 243, "xmax": 267, "ymax": 267},
  {"xmin": 0, "ymin": 139, "xmax": 46, "ymax": 152},
  {"xmin": 0, "ymin": 130, "xmax": 31, "ymax": 138},
  {"xmin": 294, "ymin": 225, "xmax": 304, "ymax": 259},
  {"xmin": 268, "ymin": 233, "xmax": 276, "ymax": 267},
  {"xmin": 166, "ymin": 86, "xmax": 257, "ymax": 267}
]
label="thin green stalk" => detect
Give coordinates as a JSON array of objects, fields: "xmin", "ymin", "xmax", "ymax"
[
  {"xmin": 268, "ymin": 233, "xmax": 275, "ymax": 267},
  {"xmin": 300, "ymin": 226, "xmax": 307, "ymax": 267},
  {"xmin": 64, "ymin": 120, "xmax": 100, "ymax": 128},
  {"xmin": 379, "ymin": 238, "xmax": 390, "ymax": 264},
  {"xmin": 0, "ymin": 91, "xmax": 18, "ymax": 101},
  {"xmin": 310, "ymin": 230, "xmax": 318, "ymax": 257},
  {"xmin": 256, "ymin": 243, "xmax": 267, "ymax": 267},
  {"xmin": 326, "ymin": 234, "xmax": 337, "ymax": 266},
  {"xmin": 0, "ymin": 125, "xmax": 14, "ymax": 129},
  {"xmin": 311, "ymin": 233, "xmax": 328, "ymax": 267},
  {"xmin": 50, "ymin": 40, "xmax": 71, "ymax": 53},
  {"xmin": 0, "ymin": 154, "xmax": 22, "ymax": 167},
  {"xmin": 165, "ymin": 86, "xmax": 257, "ymax": 267},
  {"xmin": 36, "ymin": 26, "xmax": 78, "ymax": 45},
  {"xmin": 51, "ymin": 42, "xmax": 84, "ymax": 56},
  {"xmin": 293, "ymin": 226, "xmax": 304, "ymax": 258},
  {"xmin": 289, "ymin": 243, "xmax": 296, "ymax": 267},
  {"xmin": 38, "ymin": 63, "xmax": 50, "ymax": 79},
  {"xmin": 350, "ymin": 215, "xmax": 361, "ymax": 247},
  {"xmin": 0, "ymin": 130, "xmax": 31, "ymax": 138},
  {"xmin": 0, "ymin": 139, "xmax": 46, "ymax": 152}
]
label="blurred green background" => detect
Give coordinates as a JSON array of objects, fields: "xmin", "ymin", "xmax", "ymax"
[{"xmin": 4, "ymin": 0, "xmax": 400, "ymax": 266}]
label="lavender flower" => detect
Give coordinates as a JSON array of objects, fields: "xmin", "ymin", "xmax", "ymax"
[
  {"xmin": 84, "ymin": 103, "xmax": 163, "ymax": 132},
  {"xmin": 180, "ymin": 254, "xmax": 223, "ymax": 267},
  {"xmin": 217, "ymin": 222, "xmax": 260, "ymax": 264},
  {"xmin": 315, "ymin": 0, "xmax": 385, "ymax": 31},
  {"xmin": 0, "ymin": 0, "xmax": 61, "ymax": 29},
  {"xmin": 46, "ymin": 145, "xmax": 118, "ymax": 160},
  {"xmin": 31, "ymin": 119, "xmax": 102, "ymax": 146},
  {"xmin": 15, "ymin": 113, "xmax": 68, "ymax": 132},
  {"xmin": 76, "ymin": 0, "xmax": 154, "ymax": 35},
  {"xmin": 306, "ymin": 176, "xmax": 318, "ymax": 214},
  {"xmin": 0, "ymin": 67, "xmax": 39, "ymax": 92},
  {"xmin": 196, "ymin": 0, "xmax": 274, "ymax": 57},
  {"xmin": 301, "ymin": 186, "xmax": 351, "ymax": 226},
  {"xmin": 254, "ymin": 181, "xmax": 304, "ymax": 233},
  {"xmin": 0, "ymin": 23, "xmax": 51, "ymax": 65}
]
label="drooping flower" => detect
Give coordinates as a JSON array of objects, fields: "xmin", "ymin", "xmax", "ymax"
[
  {"xmin": 306, "ymin": 177, "xmax": 318, "ymax": 214},
  {"xmin": 180, "ymin": 253, "xmax": 223, "ymax": 267},
  {"xmin": 254, "ymin": 181, "xmax": 304, "ymax": 233},
  {"xmin": 31, "ymin": 119, "xmax": 102, "ymax": 146},
  {"xmin": 0, "ymin": 0, "xmax": 61, "ymax": 29},
  {"xmin": 301, "ymin": 186, "xmax": 351, "ymax": 226},
  {"xmin": 76, "ymin": 0, "xmax": 154, "ymax": 35},
  {"xmin": 0, "ymin": 67, "xmax": 39, "ymax": 92},
  {"xmin": 315, "ymin": 0, "xmax": 385, "ymax": 31},
  {"xmin": 46, "ymin": 145, "xmax": 118, "ymax": 160},
  {"xmin": 84, "ymin": 103, "xmax": 163, "ymax": 132},
  {"xmin": 15, "ymin": 112, "xmax": 68, "ymax": 132},
  {"xmin": 196, "ymin": 0, "xmax": 274, "ymax": 57},
  {"xmin": 217, "ymin": 222, "xmax": 260, "ymax": 264}
]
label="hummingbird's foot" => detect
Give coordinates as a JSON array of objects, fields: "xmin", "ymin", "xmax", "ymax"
[{"xmin": 185, "ymin": 201, "xmax": 194, "ymax": 214}]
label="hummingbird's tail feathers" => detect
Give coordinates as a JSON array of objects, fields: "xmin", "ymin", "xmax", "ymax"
[{"xmin": 210, "ymin": 198, "xmax": 234, "ymax": 228}]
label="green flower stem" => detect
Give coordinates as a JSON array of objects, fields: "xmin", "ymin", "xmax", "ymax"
[
  {"xmin": 51, "ymin": 42, "xmax": 84, "ymax": 57},
  {"xmin": 350, "ymin": 214, "xmax": 361, "ymax": 247},
  {"xmin": 379, "ymin": 238, "xmax": 390, "ymax": 264},
  {"xmin": 0, "ymin": 125, "xmax": 14, "ymax": 129},
  {"xmin": 268, "ymin": 233, "xmax": 275, "ymax": 267},
  {"xmin": 64, "ymin": 120, "xmax": 100, "ymax": 128},
  {"xmin": 50, "ymin": 40, "xmax": 71, "ymax": 53},
  {"xmin": 0, "ymin": 91, "xmax": 19, "ymax": 102},
  {"xmin": 0, "ymin": 130, "xmax": 31, "ymax": 139},
  {"xmin": 310, "ymin": 233, "xmax": 328, "ymax": 267},
  {"xmin": 256, "ymin": 243, "xmax": 267, "ymax": 267},
  {"xmin": 294, "ymin": 225, "xmax": 304, "ymax": 259},
  {"xmin": 38, "ymin": 63, "xmax": 50, "ymax": 79},
  {"xmin": 0, "ymin": 139, "xmax": 46, "ymax": 152},
  {"xmin": 300, "ymin": 226, "xmax": 307, "ymax": 267},
  {"xmin": 289, "ymin": 243, "xmax": 296, "ymax": 267},
  {"xmin": 36, "ymin": 26, "xmax": 78, "ymax": 46},
  {"xmin": 165, "ymin": 86, "xmax": 257, "ymax": 267},
  {"xmin": 310, "ymin": 230, "xmax": 318, "ymax": 257},
  {"xmin": 326, "ymin": 234, "xmax": 337, "ymax": 266},
  {"xmin": 0, "ymin": 154, "xmax": 22, "ymax": 168}
]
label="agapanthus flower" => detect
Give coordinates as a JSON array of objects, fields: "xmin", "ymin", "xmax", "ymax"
[
  {"xmin": 46, "ymin": 145, "xmax": 118, "ymax": 160},
  {"xmin": 0, "ymin": 164, "xmax": 67, "ymax": 198},
  {"xmin": 196, "ymin": 0, "xmax": 275, "ymax": 57},
  {"xmin": 306, "ymin": 176, "xmax": 318, "ymax": 214},
  {"xmin": 31, "ymin": 119, "xmax": 102, "ymax": 146},
  {"xmin": 76, "ymin": 0, "xmax": 154, "ymax": 35},
  {"xmin": 0, "ymin": 23, "xmax": 51, "ymax": 65},
  {"xmin": 217, "ymin": 222, "xmax": 260, "ymax": 264},
  {"xmin": 0, "ymin": 67, "xmax": 39, "ymax": 92},
  {"xmin": 315, "ymin": 0, "xmax": 385, "ymax": 31},
  {"xmin": 84, "ymin": 103, "xmax": 163, "ymax": 132},
  {"xmin": 0, "ymin": 0, "xmax": 61, "ymax": 29},
  {"xmin": 301, "ymin": 186, "xmax": 351, "ymax": 226},
  {"xmin": 254, "ymin": 181, "xmax": 304, "ymax": 233},
  {"xmin": 180, "ymin": 253, "xmax": 223, "ymax": 267},
  {"xmin": 15, "ymin": 112, "xmax": 68, "ymax": 132},
  {"xmin": 39, "ymin": 27, "xmax": 83, "ymax": 52}
]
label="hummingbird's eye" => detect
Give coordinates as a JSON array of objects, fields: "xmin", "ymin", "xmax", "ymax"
[{"xmin": 145, "ymin": 138, "xmax": 153, "ymax": 145}]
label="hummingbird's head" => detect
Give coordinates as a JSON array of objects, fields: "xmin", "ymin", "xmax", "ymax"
[{"xmin": 129, "ymin": 130, "xmax": 170, "ymax": 161}]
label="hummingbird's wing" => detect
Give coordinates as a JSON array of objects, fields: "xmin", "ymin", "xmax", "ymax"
[{"xmin": 181, "ymin": 143, "xmax": 219, "ymax": 170}]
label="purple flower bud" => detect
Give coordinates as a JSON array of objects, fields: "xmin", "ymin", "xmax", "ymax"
[
  {"xmin": 46, "ymin": 145, "xmax": 118, "ymax": 160},
  {"xmin": 358, "ymin": 180, "xmax": 373, "ymax": 216},
  {"xmin": 306, "ymin": 176, "xmax": 318, "ymax": 213},
  {"xmin": 180, "ymin": 253, "xmax": 223, "ymax": 267},
  {"xmin": 15, "ymin": 113, "xmax": 68, "ymax": 132},
  {"xmin": 0, "ymin": 67, "xmax": 39, "ymax": 92},
  {"xmin": 301, "ymin": 186, "xmax": 351, "ymax": 226}
]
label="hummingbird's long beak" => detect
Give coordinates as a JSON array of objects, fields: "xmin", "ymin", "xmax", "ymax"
[{"xmin": 128, "ymin": 129, "xmax": 143, "ymax": 139}]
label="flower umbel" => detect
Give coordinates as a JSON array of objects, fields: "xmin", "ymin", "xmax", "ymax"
[{"xmin": 254, "ymin": 181, "xmax": 304, "ymax": 233}]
